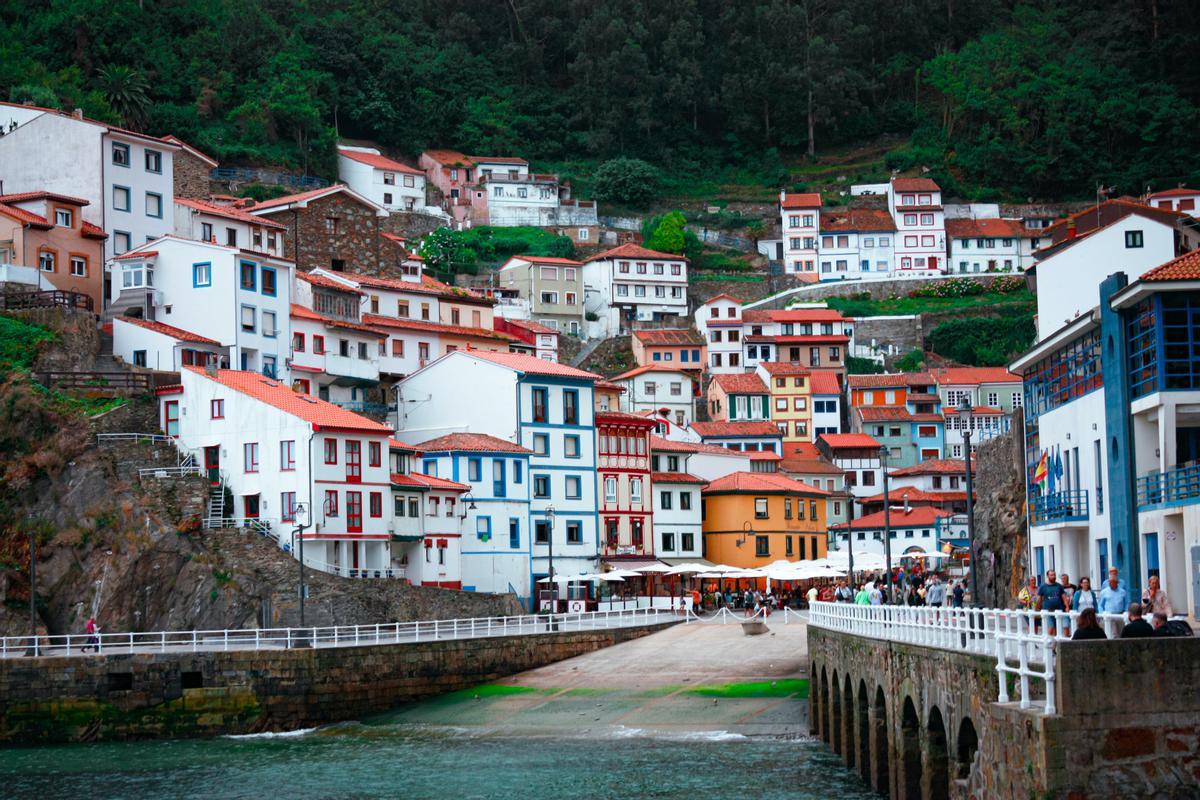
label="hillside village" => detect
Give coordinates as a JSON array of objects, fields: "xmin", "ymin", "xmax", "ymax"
[{"xmin": 2, "ymin": 97, "xmax": 1200, "ymax": 622}]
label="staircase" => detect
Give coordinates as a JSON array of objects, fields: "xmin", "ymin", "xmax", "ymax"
[
  {"xmin": 94, "ymin": 327, "xmax": 124, "ymax": 373},
  {"xmin": 206, "ymin": 476, "xmax": 226, "ymax": 526}
]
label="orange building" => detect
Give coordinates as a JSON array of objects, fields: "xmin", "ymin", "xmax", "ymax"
[
  {"xmin": 0, "ymin": 191, "xmax": 107, "ymax": 309},
  {"xmin": 702, "ymin": 472, "xmax": 829, "ymax": 568},
  {"xmin": 847, "ymin": 371, "xmax": 935, "ymax": 409},
  {"xmin": 630, "ymin": 328, "xmax": 706, "ymax": 370}
]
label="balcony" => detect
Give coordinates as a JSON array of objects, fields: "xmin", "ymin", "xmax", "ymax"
[
  {"xmin": 1030, "ymin": 489, "xmax": 1089, "ymax": 527},
  {"xmin": 333, "ymin": 400, "xmax": 390, "ymax": 418},
  {"xmin": 325, "ymin": 352, "xmax": 380, "ymax": 383},
  {"xmin": 1137, "ymin": 463, "xmax": 1200, "ymax": 509}
]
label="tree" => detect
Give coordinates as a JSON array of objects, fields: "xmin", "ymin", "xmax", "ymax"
[
  {"xmin": 644, "ymin": 211, "xmax": 687, "ymax": 253},
  {"xmin": 96, "ymin": 65, "xmax": 150, "ymax": 129},
  {"xmin": 418, "ymin": 228, "xmax": 474, "ymax": 278},
  {"xmin": 590, "ymin": 157, "xmax": 660, "ymax": 207}
]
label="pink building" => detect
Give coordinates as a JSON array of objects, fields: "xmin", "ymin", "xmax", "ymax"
[{"xmin": 0, "ymin": 190, "xmax": 107, "ymax": 309}]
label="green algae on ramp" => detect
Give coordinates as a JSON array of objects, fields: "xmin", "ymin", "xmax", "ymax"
[{"xmin": 685, "ymin": 679, "xmax": 809, "ymax": 698}]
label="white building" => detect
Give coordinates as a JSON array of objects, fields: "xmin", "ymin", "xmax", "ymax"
[
  {"xmin": 830, "ymin": 506, "xmax": 958, "ymax": 558},
  {"xmin": 113, "ymin": 316, "xmax": 223, "ymax": 372},
  {"xmin": 651, "ymin": 466, "xmax": 705, "ymax": 561},
  {"xmin": 888, "ymin": 177, "xmax": 946, "ymax": 275},
  {"xmin": 583, "ymin": 243, "xmax": 688, "ymax": 334},
  {"xmin": 811, "ymin": 371, "xmax": 843, "ymax": 438},
  {"xmin": 289, "ymin": 273, "xmax": 384, "ymax": 409},
  {"xmin": 650, "ymin": 435, "xmax": 752, "ymax": 482},
  {"xmin": 818, "ymin": 208, "xmax": 896, "ymax": 279},
  {"xmin": 0, "ymin": 102, "xmax": 179, "ymax": 265},
  {"xmin": 780, "ymin": 191, "xmax": 822, "ymax": 279},
  {"xmin": 336, "ymin": 146, "xmax": 428, "ymax": 212},
  {"xmin": 816, "ymin": 433, "xmax": 885, "ymax": 501},
  {"xmin": 110, "ymin": 236, "xmax": 294, "ymax": 379},
  {"xmin": 396, "ymin": 350, "xmax": 602, "ymax": 588},
  {"xmin": 694, "ymin": 293, "xmax": 745, "ymax": 373},
  {"xmin": 945, "ymin": 218, "xmax": 1040, "ymax": 274},
  {"xmin": 174, "ymin": 198, "xmax": 287, "ymax": 257},
  {"xmin": 928, "ymin": 367, "xmax": 1022, "ymax": 458},
  {"xmin": 1145, "ymin": 187, "xmax": 1200, "ymax": 218},
  {"xmin": 611, "ymin": 365, "xmax": 697, "ymax": 427},
  {"xmin": 160, "ymin": 366, "xmax": 395, "ymax": 577}
]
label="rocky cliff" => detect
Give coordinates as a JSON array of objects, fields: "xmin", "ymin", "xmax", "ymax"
[{"xmin": 970, "ymin": 415, "xmax": 1030, "ymax": 608}]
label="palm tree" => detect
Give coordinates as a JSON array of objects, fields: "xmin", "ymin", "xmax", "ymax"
[{"xmin": 97, "ymin": 65, "xmax": 150, "ymax": 129}]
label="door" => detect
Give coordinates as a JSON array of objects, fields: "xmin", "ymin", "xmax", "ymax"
[
  {"xmin": 1144, "ymin": 532, "xmax": 1160, "ymax": 579},
  {"xmin": 1191, "ymin": 546, "xmax": 1200, "ymax": 619},
  {"xmin": 204, "ymin": 446, "xmax": 220, "ymax": 485},
  {"xmin": 163, "ymin": 400, "xmax": 180, "ymax": 437},
  {"xmin": 346, "ymin": 440, "xmax": 362, "ymax": 483},
  {"xmin": 244, "ymin": 494, "xmax": 260, "ymax": 519},
  {"xmin": 928, "ymin": 255, "xmax": 938, "ymax": 270}
]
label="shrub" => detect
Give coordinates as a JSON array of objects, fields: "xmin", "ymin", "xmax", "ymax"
[
  {"xmin": 928, "ymin": 315, "xmax": 1035, "ymax": 366},
  {"xmin": 591, "ymin": 158, "xmax": 660, "ymax": 207}
]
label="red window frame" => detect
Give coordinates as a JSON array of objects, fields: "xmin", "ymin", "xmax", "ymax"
[
  {"xmin": 294, "ymin": 378, "xmax": 311, "ymax": 394},
  {"xmin": 211, "ymin": 399, "xmax": 224, "ymax": 419},
  {"xmin": 280, "ymin": 440, "xmax": 295, "ymax": 471},
  {"xmin": 244, "ymin": 442, "xmax": 259, "ymax": 473},
  {"xmin": 324, "ymin": 489, "xmax": 339, "ymax": 517},
  {"xmin": 293, "ymin": 332, "xmax": 305, "ymax": 352},
  {"xmin": 313, "ymin": 335, "xmax": 325, "ymax": 355},
  {"xmin": 346, "ymin": 491, "xmax": 363, "ymax": 532},
  {"xmin": 368, "ymin": 441, "xmax": 381, "ymax": 468},
  {"xmin": 369, "ymin": 491, "xmax": 382, "ymax": 518},
  {"xmin": 346, "ymin": 440, "xmax": 362, "ymax": 482},
  {"xmin": 324, "ymin": 438, "xmax": 338, "ymax": 464},
  {"xmin": 281, "ymin": 492, "xmax": 296, "ymax": 522}
]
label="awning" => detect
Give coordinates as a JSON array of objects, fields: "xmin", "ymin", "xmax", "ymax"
[
  {"xmin": 601, "ymin": 559, "xmax": 664, "ymax": 572},
  {"xmin": 659, "ymin": 557, "xmax": 716, "ymax": 568},
  {"xmin": 391, "ymin": 534, "xmax": 422, "ymax": 542}
]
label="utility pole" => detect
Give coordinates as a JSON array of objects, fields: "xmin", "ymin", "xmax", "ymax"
[
  {"xmin": 28, "ymin": 529, "xmax": 38, "ymax": 657},
  {"xmin": 880, "ymin": 446, "xmax": 892, "ymax": 603},
  {"xmin": 293, "ymin": 502, "xmax": 311, "ymax": 647},
  {"xmin": 960, "ymin": 400, "xmax": 979, "ymax": 606}
]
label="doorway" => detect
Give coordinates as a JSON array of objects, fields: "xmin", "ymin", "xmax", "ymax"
[
  {"xmin": 204, "ymin": 446, "xmax": 220, "ymax": 485},
  {"xmin": 244, "ymin": 494, "xmax": 260, "ymax": 519},
  {"xmin": 163, "ymin": 400, "xmax": 179, "ymax": 437}
]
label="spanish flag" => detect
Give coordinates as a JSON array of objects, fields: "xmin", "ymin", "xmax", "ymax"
[{"xmin": 1033, "ymin": 450, "xmax": 1049, "ymax": 487}]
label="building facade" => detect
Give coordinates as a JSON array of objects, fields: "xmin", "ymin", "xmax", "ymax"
[{"xmin": 702, "ymin": 472, "xmax": 829, "ymax": 567}]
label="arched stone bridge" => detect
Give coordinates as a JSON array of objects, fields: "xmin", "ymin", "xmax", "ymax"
[{"xmin": 807, "ymin": 603, "xmax": 1200, "ymax": 800}]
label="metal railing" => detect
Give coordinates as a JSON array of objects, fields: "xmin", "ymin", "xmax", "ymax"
[
  {"xmin": 205, "ymin": 517, "xmax": 274, "ymax": 538},
  {"xmin": 332, "ymin": 400, "xmax": 390, "ymax": 415},
  {"xmin": 1029, "ymin": 488, "xmax": 1089, "ymax": 526},
  {"xmin": 297, "ymin": 559, "xmax": 406, "ymax": 580},
  {"xmin": 209, "ymin": 167, "xmax": 328, "ymax": 190},
  {"xmin": 97, "ymin": 432, "xmax": 175, "ymax": 446},
  {"xmin": 1136, "ymin": 463, "xmax": 1200, "ymax": 508},
  {"xmin": 0, "ymin": 289, "xmax": 94, "ymax": 312},
  {"xmin": 2, "ymin": 607, "xmax": 676, "ymax": 660},
  {"xmin": 138, "ymin": 464, "xmax": 202, "ymax": 479},
  {"xmin": 808, "ymin": 601, "xmax": 1126, "ymax": 715},
  {"xmin": 37, "ymin": 371, "xmax": 153, "ymax": 393}
]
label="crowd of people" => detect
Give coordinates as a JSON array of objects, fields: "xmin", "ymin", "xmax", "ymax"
[
  {"xmin": 818, "ymin": 566, "xmax": 969, "ymax": 609},
  {"xmin": 1018, "ymin": 567, "xmax": 1192, "ymax": 639}
]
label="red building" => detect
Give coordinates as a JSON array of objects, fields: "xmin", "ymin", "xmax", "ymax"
[{"xmin": 595, "ymin": 410, "xmax": 657, "ymax": 563}]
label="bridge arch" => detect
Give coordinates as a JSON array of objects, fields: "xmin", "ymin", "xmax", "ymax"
[
  {"xmin": 842, "ymin": 675, "xmax": 855, "ymax": 767},
  {"xmin": 871, "ymin": 685, "xmax": 890, "ymax": 793},
  {"xmin": 830, "ymin": 669, "xmax": 843, "ymax": 755},
  {"xmin": 811, "ymin": 664, "xmax": 824, "ymax": 739},
  {"xmin": 900, "ymin": 695, "xmax": 922, "ymax": 800},
  {"xmin": 926, "ymin": 705, "xmax": 950, "ymax": 800},
  {"xmin": 956, "ymin": 716, "xmax": 980, "ymax": 781},
  {"xmin": 856, "ymin": 679, "xmax": 870, "ymax": 783}
]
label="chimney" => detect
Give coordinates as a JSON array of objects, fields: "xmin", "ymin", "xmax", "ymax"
[
  {"xmin": 73, "ymin": 108, "xmax": 83, "ymax": 120},
  {"xmin": 1066, "ymin": 219, "xmax": 1077, "ymax": 240},
  {"xmin": 205, "ymin": 359, "xmax": 218, "ymax": 377}
]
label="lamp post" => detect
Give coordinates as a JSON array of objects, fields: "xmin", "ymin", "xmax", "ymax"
[
  {"xmin": 959, "ymin": 399, "xmax": 979, "ymax": 606},
  {"xmin": 880, "ymin": 446, "xmax": 892, "ymax": 604},
  {"xmin": 28, "ymin": 529, "xmax": 38, "ymax": 657},
  {"xmin": 293, "ymin": 502, "xmax": 311, "ymax": 645}
]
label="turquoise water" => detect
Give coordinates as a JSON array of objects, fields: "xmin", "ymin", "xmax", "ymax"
[{"xmin": 0, "ymin": 724, "xmax": 876, "ymax": 800}]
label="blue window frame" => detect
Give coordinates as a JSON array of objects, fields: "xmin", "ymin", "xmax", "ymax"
[
  {"xmin": 509, "ymin": 518, "xmax": 520, "ymax": 549},
  {"xmin": 492, "ymin": 458, "xmax": 506, "ymax": 497},
  {"xmin": 1023, "ymin": 327, "xmax": 1102, "ymax": 419},
  {"xmin": 1127, "ymin": 293, "xmax": 1200, "ymax": 399},
  {"xmin": 531, "ymin": 386, "xmax": 549, "ymax": 422},
  {"xmin": 513, "ymin": 460, "xmax": 523, "ymax": 483},
  {"xmin": 145, "ymin": 191, "xmax": 163, "ymax": 218},
  {"xmin": 562, "ymin": 389, "xmax": 579, "ymax": 425},
  {"xmin": 691, "ymin": 349, "xmax": 700, "ymax": 361},
  {"xmin": 652, "ymin": 352, "xmax": 662, "ymax": 361},
  {"xmin": 476, "ymin": 516, "xmax": 492, "ymax": 541},
  {"xmin": 111, "ymin": 142, "xmax": 130, "ymax": 167},
  {"xmin": 144, "ymin": 149, "xmax": 162, "ymax": 173},
  {"xmin": 192, "ymin": 262, "xmax": 212, "ymax": 288},
  {"xmin": 262, "ymin": 355, "xmax": 277, "ymax": 379},
  {"xmin": 680, "ymin": 350, "xmax": 689, "ymax": 363},
  {"xmin": 533, "ymin": 474, "xmax": 550, "ymax": 498},
  {"xmin": 261, "ymin": 266, "xmax": 278, "ymax": 297},
  {"xmin": 1098, "ymin": 539, "xmax": 1109, "ymax": 579},
  {"xmin": 533, "ymin": 433, "xmax": 549, "ymax": 455},
  {"xmin": 565, "ymin": 475, "xmax": 581, "ymax": 499},
  {"xmin": 422, "ymin": 458, "xmax": 437, "ymax": 476},
  {"xmin": 239, "ymin": 260, "xmax": 257, "ymax": 292},
  {"xmin": 468, "ymin": 457, "xmax": 482, "ymax": 482},
  {"xmin": 565, "ymin": 520, "xmax": 583, "ymax": 543},
  {"xmin": 240, "ymin": 304, "xmax": 256, "ymax": 333},
  {"xmin": 113, "ymin": 185, "xmax": 131, "ymax": 212},
  {"xmin": 564, "ymin": 434, "xmax": 581, "ymax": 459}
]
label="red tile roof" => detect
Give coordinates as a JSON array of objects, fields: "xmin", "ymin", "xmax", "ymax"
[
  {"xmin": 744, "ymin": 335, "xmax": 851, "ymax": 346},
  {"xmin": 422, "ymin": 149, "xmax": 474, "ymax": 166},
  {"xmin": 363, "ymin": 313, "xmax": 516, "ymax": 342},
  {"xmin": 713, "ymin": 372, "xmax": 769, "ymax": 395},
  {"xmin": 891, "ymin": 177, "xmax": 941, "ymax": 192},
  {"xmin": 929, "ymin": 366, "xmax": 1020, "ymax": 385},
  {"xmin": 248, "ymin": 185, "xmax": 382, "ymax": 214},
  {"xmin": 597, "ymin": 410, "xmax": 658, "ymax": 427},
  {"xmin": 506, "ymin": 255, "xmax": 584, "ymax": 266},
  {"xmin": 1039, "ymin": 199, "xmax": 1186, "ymax": 250},
  {"xmin": 186, "ymin": 368, "xmax": 391, "ymax": 433},
  {"xmin": 747, "ymin": 449, "xmax": 782, "ymax": 461},
  {"xmin": 1139, "ymin": 248, "xmax": 1200, "ymax": 282},
  {"xmin": 651, "ymin": 471, "xmax": 707, "ymax": 484},
  {"xmin": 785, "ymin": 442, "xmax": 822, "ymax": 460},
  {"xmin": 499, "ymin": 318, "xmax": 559, "ymax": 335},
  {"xmin": 406, "ymin": 472, "xmax": 470, "ymax": 492},
  {"xmin": 632, "ymin": 328, "xmax": 704, "ymax": 346},
  {"xmin": 704, "ymin": 471, "xmax": 829, "ymax": 496},
  {"xmin": 857, "ymin": 406, "xmax": 918, "ymax": 422},
  {"xmin": 809, "ymin": 372, "xmax": 842, "ymax": 395},
  {"xmin": 113, "ymin": 250, "xmax": 157, "ymax": 260},
  {"xmin": 610, "ymin": 364, "xmax": 694, "ymax": 381},
  {"xmin": 0, "ymin": 190, "xmax": 91, "ymax": 206},
  {"xmin": 389, "ymin": 472, "xmax": 430, "ymax": 489},
  {"xmin": 115, "ymin": 316, "xmax": 220, "ymax": 345},
  {"xmin": 757, "ymin": 362, "xmax": 810, "ymax": 377},
  {"xmin": 780, "ymin": 457, "xmax": 845, "ymax": 476},
  {"xmin": 855, "ymin": 488, "xmax": 967, "ymax": 505},
  {"xmin": 818, "ymin": 433, "xmax": 880, "ymax": 449},
  {"xmin": 691, "ymin": 421, "xmax": 781, "ymax": 438},
  {"xmin": 413, "ymin": 433, "xmax": 531, "ymax": 454},
  {"xmin": 346, "ymin": 270, "xmax": 491, "ymax": 303},
  {"xmin": 585, "ymin": 243, "xmax": 688, "ymax": 263},
  {"xmin": 848, "ymin": 372, "xmax": 933, "ymax": 388},
  {"xmin": 457, "ymin": 349, "xmax": 602, "ymax": 380},
  {"xmin": 162, "ymin": 135, "xmax": 219, "ymax": 168},
  {"xmin": 742, "ymin": 308, "xmax": 847, "ymax": 323},
  {"xmin": 177, "ymin": 197, "xmax": 287, "ymax": 229},
  {"xmin": 471, "ymin": 155, "xmax": 530, "ymax": 165},
  {"xmin": 338, "ymin": 148, "xmax": 423, "ymax": 174},
  {"xmin": 1146, "ymin": 187, "xmax": 1200, "ymax": 199},
  {"xmin": 81, "ymin": 221, "xmax": 107, "ymax": 239},
  {"xmin": 781, "ymin": 192, "xmax": 823, "ymax": 210},
  {"xmin": 649, "ymin": 436, "xmax": 751, "ymax": 457},
  {"xmin": 0, "ymin": 202, "xmax": 51, "ymax": 228},
  {"xmin": 290, "ymin": 304, "xmax": 386, "ymax": 337},
  {"xmin": 297, "ymin": 271, "xmax": 365, "ymax": 295},
  {"xmin": 945, "ymin": 218, "xmax": 1037, "ymax": 240},
  {"xmin": 819, "ymin": 208, "xmax": 896, "ymax": 233},
  {"xmin": 704, "ymin": 293, "xmax": 742, "ymax": 305},
  {"xmin": 888, "ymin": 458, "xmax": 966, "ymax": 477},
  {"xmin": 831, "ymin": 506, "xmax": 952, "ymax": 530}
]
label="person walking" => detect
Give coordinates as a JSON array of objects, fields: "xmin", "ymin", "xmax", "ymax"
[
  {"xmin": 1097, "ymin": 569, "xmax": 1129, "ymax": 616},
  {"xmin": 1119, "ymin": 603, "xmax": 1155, "ymax": 638},
  {"xmin": 952, "ymin": 580, "xmax": 965, "ymax": 608},
  {"xmin": 1036, "ymin": 570, "xmax": 1066, "ymax": 635},
  {"xmin": 926, "ymin": 575, "xmax": 946, "ymax": 608},
  {"xmin": 1071, "ymin": 607, "xmax": 1107, "ymax": 640},
  {"xmin": 1059, "ymin": 573, "xmax": 1075, "ymax": 611},
  {"xmin": 1141, "ymin": 575, "xmax": 1172, "ymax": 617},
  {"xmin": 1018, "ymin": 576, "xmax": 1038, "ymax": 609},
  {"xmin": 1071, "ymin": 577, "xmax": 1098, "ymax": 613},
  {"xmin": 869, "ymin": 581, "xmax": 883, "ymax": 606},
  {"xmin": 806, "ymin": 585, "xmax": 818, "ymax": 607},
  {"xmin": 82, "ymin": 617, "xmax": 100, "ymax": 653}
]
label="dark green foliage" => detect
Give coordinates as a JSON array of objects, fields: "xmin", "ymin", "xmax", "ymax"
[
  {"xmin": 846, "ymin": 356, "xmax": 886, "ymax": 375},
  {"xmin": 419, "ymin": 226, "xmax": 574, "ymax": 280},
  {"xmin": 894, "ymin": 350, "xmax": 926, "ymax": 372},
  {"xmin": 0, "ymin": 316, "xmax": 54, "ymax": 371},
  {"xmin": 591, "ymin": 158, "xmax": 661, "ymax": 206},
  {"xmin": 233, "ymin": 184, "xmax": 291, "ymax": 202},
  {"xmin": 927, "ymin": 313, "xmax": 1036, "ymax": 367}
]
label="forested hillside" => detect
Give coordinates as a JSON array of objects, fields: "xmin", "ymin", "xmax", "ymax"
[{"xmin": 2, "ymin": 0, "xmax": 1197, "ymax": 199}]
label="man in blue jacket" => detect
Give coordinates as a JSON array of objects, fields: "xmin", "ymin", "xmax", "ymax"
[{"xmin": 1097, "ymin": 567, "xmax": 1129, "ymax": 616}]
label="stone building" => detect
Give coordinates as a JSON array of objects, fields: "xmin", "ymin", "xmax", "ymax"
[
  {"xmin": 164, "ymin": 135, "xmax": 218, "ymax": 200},
  {"xmin": 248, "ymin": 184, "xmax": 388, "ymax": 275}
]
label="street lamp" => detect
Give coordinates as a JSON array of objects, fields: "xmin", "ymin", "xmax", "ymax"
[
  {"xmin": 293, "ymin": 501, "xmax": 311, "ymax": 645},
  {"xmin": 959, "ymin": 399, "xmax": 979, "ymax": 606},
  {"xmin": 27, "ymin": 528, "xmax": 38, "ymax": 657},
  {"xmin": 880, "ymin": 445, "xmax": 892, "ymax": 603}
]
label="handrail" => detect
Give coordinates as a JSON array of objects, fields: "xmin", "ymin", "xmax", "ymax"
[
  {"xmin": 808, "ymin": 601, "xmax": 1126, "ymax": 715},
  {"xmin": 97, "ymin": 432, "xmax": 175, "ymax": 445},
  {"xmin": 0, "ymin": 607, "xmax": 677, "ymax": 660},
  {"xmin": 1137, "ymin": 463, "xmax": 1200, "ymax": 507},
  {"xmin": 1029, "ymin": 488, "xmax": 1089, "ymax": 526},
  {"xmin": 0, "ymin": 289, "xmax": 94, "ymax": 312},
  {"xmin": 138, "ymin": 464, "xmax": 202, "ymax": 479}
]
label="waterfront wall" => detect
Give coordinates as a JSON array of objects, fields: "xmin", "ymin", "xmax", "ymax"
[
  {"xmin": 0, "ymin": 620, "xmax": 676, "ymax": 744},
  {"xmin": 809, "ymin": 627, "xmax": 1200, "ymax": 800}
]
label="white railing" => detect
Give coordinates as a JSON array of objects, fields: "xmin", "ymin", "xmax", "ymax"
[
  {"xmin": 298, "ymin": 559, "xmax": 406, "ymax": 580},
  {"xmin": 808, "ymin": 601, "xmax": 1126, "ymax": 715},
  {"xmin": 205, "ymin": 517, "xmax": 274, "ymax": 538},
  {"xmin": 0, "ymin": 607, "xmax": 675, "ymax": 660},
  {"xmin": 96, "ymin": 432, "xmax": 174, "ymax": 446},
  {"xmin": 138, "ymin": 464, "xmax": 203, "ymax": 479}
]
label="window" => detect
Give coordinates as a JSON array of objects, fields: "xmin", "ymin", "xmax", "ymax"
[
  {"xmin": 468, "ymin": 458, "xmax": 482, "ymax": 482},
  {"xmin": 565, "ymin": 475, "xmax": 581, "ymax": 499},
  {"xmin": 112, "ymin": 185, "xmax": 131, "ymax": 212},
  {"xmin": 563, "ymin": 390, "xmax": 578, "ymax": 424},
  {"xmin": 190, "ymin": 261, "xmax": 213, "ymax": 288},
  {"xmin": 1125, "ymin": 230, "xmax": 1144, "ymax": 248},
  {"xmin": 508, "ymin": 518, "xmax": 520, "ymax": 549},
  {"xmin": 755, "ymin": 535, "xmax": 770, "ymax": 557},
  {"xmin": 390, "ymin": 338, "xmax": 404, "ymax": 357},
  {"xmin": 210, "ymin": 399, "xmax": 224, "ymax": 419},
  {"xmin": 533, "ymin": 475, "xmax": 550, "ymax": 498},
  {"xmin": 145, "ymin": 192, "xmax": 163, "ymax": 218},
  {"xmin": 324, "ymin": 490, "xmax": 339, "ymax": 517},
  {"xmin": 566, "ymin": 521, "xmax": 582, "ymax": 544},
  {"xmin": 280, "ymin": 440, "xmax": 295, "ymax": 470},
  {"xmin": 754, "ymin": 497, "xmax": 768, "ymax": 519},
  {"xmin": 262, "ymin": 310, "xmax": 277, "ymax": 337},
  {"xmin": 324, "ymin": 438, "xmax": 338, "ymax": 464},
  {"xmin": 261, "ymin": 267, "xmax": 277, "ymax": 296},
  {"xmin": 564, "ymin": 435, "xmax": 580, "ymax": 458},
  {"xmin": 144, "ymin": 149, "xmax": 162, "ymax": 173},
  {"xmin": 325, "ymin": 217, "xmax": 339, "ymax": 235},
  {"xmin": 532, "ymin": 387, "xmax": 548, "ymax": 422},
  {"xmin": 345, "ymin": 440, "xmax": 362, "ymax": 482},
  {"xmin": 346, "ymin": 492, "xmax": 362, "ymax": 532},
  {"xmin": 370, "ymin": 492, "xmax": 383, "ymax": 518},
  {"xmin": 112, "ymin": 142, "xmax": 130, "ymax": 166},
  {"xmin": 630, "ymin": 478, "xmax": 642, "ymax": 503},
  {"xmin": 533, "ymin": 433, "xmax": 549, "ymax": 456},
  {"xmin": 313, "ymin": 335, "xmax": 325, "ymax": 355},
  {"xmin": 281, "ymin": 492, "xmax": 297, "ymax": 523},
  {"xmin": 661, "ymin": 531, "xmax": 675, "ymax": 551},
  {"xmin": 240, "ymin": 305, "xmax": 255, "ymax": 332},
  {"xmin": 540, "ymin": 291, "xmax": 559, "ymax": 304},
  {"xmin": 243, "ymin": 442, "xmax": 259, "ymax": 473},
  {"xmin": 37, "ymin": 249, "xmax": 56, "ymax": 272}
]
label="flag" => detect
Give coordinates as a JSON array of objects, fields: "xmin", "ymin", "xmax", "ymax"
[
  {"xmin": 1047, "ymin": 447, "xmax": 1058, "ymax": 493},
  {"xmin": 1033, "ymin": 450, "xmax": 1048, "ymax": 487},
  {"xmin": 1054, "ymin": 448, "xmax": 1064, "ymax": 482}
]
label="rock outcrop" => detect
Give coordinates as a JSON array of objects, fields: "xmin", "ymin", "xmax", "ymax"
[{"xmin": 970, "ymin": 414, "xmax": 1029, "ymax": 608}]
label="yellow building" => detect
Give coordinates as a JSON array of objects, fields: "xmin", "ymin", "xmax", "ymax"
[
  {"xmin": 701, "ymin": 471, "xmax": 829, "ymax": 568},
  {"xmin": 756, "ymin": 362, "xmax": 813, "ymax": 442}
]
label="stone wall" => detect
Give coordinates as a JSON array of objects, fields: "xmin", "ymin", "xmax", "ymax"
[
  {"xmin": 263, "ymin": 194, "xmax": 385, "ymax": 274},
  {"xmin": 849, "ymin": 316, "xmax": 924, "ymax": 357},
  {"xmin": 749, "ymin": 274, "xmax": 1017, "ymax": 307},
  {"xmin": 0, "ymin": 620, "xmax": 675, "ymax": 743},
  {"xmin": 971, "ymin": 417, "xmax": 1029, "ymax": 608},
  {"xmin": 173, "ymin": 152, "xmax": 213, "ymax": 200},
  {"xmin": 6, "ymin": 306, "xmax": 100, "ymax": 371}
]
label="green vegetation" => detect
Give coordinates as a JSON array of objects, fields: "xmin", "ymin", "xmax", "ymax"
[
  {"xmin": 928, "ymin": 311, "xmax": 1036, "ymax": 367},
  {"xmin": 826, "ymin": 286, "xmax": 1034, "ymax": 318},
  {"xmin": 4, "ymin": 2, "xmax": 1197, "ymax": 197},
  {"xmin": 0, "ymin": 316, "xmax": 54, "ymax": 371},
  {"xmin": 846, "ymin": 356, "xmax": 886, "ymax": 375},
  {"xmin": 894, "ymin": 350, "xmax": 926, "ymax": 372},
  {"xmin": 591, "ymin": 158, "xmax": 661, "ymax": 207},
  {"xmin": 418, "ymin": 226, "xmax": 575, "ymax": 280},
  {"xmin": 431, "ymin": 684, "xmax": 546, "ymax": 704},
  {"xmin": 686, "ymin": 679, "xmax": 809, "ymax": 699}
]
